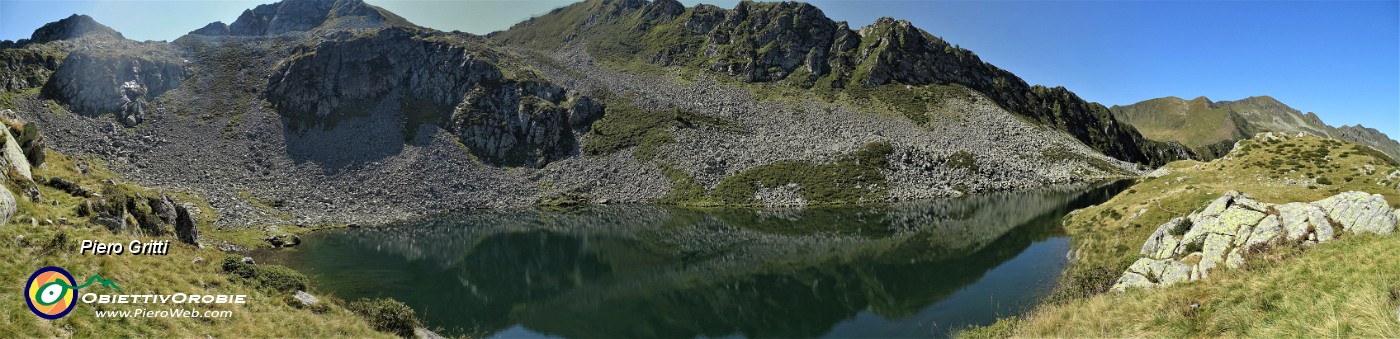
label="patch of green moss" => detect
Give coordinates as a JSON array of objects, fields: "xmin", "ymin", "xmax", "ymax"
[
  {"xmin": 709, "ymin": 141, "xmax": 893, "ymax": 206},
  {"xmin": 947, "ymin": 150, "xmax": 978, "ymax": 172},
  {"xmin": 657, "ymin": 164, "xmax": 717, "ymax": 206},
  {"xmin": 584, "ymin": 98, "xmax": 741, "ymax": 161},
  {"xmin": 1041, "ymin": 144, "xmax": 1127, "ymax": 175},
  {"xmin": 221, "ymin": 255, "xmax": 309, "ymax": 293}
]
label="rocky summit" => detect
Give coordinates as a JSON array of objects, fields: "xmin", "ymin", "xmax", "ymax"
[
  {"xmin": 0, "ymin": 0, "xmax": 1194, "ymax": 228},
  {"xmin": 1113, "ymin": 190, "xmax": 1400, "ymax": 291}
]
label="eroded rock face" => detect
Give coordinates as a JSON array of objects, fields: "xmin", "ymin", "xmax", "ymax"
[
  {"xmin": 44, "ymin": 48, "xmax": 185, "ymax": 127},
  {"xmin": 267, "ymin": 28, "xmax": 603, "ymax": 167},
  {"xmin": 1113, "ymin": 190, "xmax": 1399, "ymax": 291},
  {"xmin": 448, "ymin": 81, "xmax": 601, "ymax": 167}
]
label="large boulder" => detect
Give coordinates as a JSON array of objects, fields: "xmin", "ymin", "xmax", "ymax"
[
  {"xmin": 1114, "ymin": 190, "xmax": 1400, "ymax": 291},
  {"xmin": 0, "ymin": 126, "xmax": 32, "ymax": 182}
]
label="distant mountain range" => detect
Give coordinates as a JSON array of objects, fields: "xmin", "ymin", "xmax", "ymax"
[{"xmin": 1111, "ymin": 95, "xmax": 1399, "ymax": 160}]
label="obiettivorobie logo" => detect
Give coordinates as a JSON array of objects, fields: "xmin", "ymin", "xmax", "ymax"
[
  {"xmin": 24, "ymin": 266, "xmax": 249, "ymax": 320},
  {"xmin": 25, "ymin": 266, "xmax": 120, "ymax": 319}
]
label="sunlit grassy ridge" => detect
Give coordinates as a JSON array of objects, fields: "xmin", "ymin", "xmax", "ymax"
[{"xmin": 960, "ymin": 133, "xmax": 1400, "ymax": 337}]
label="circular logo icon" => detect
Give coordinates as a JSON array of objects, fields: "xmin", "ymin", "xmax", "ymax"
[{"xmin": 25, "ymin": 266, "xmax": 77, "ymax": 320}]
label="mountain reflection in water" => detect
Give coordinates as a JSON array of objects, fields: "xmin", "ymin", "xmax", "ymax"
[{"xmin": 262, "ymin": 180, "xmax": 1131, "ymax": 338}]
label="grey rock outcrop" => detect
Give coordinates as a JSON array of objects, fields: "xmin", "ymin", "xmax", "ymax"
[
  {"xmin": 0, "ymin": 125, "xmax": 33, "ymax": 182},
  {"xmin": 267, "ymin": 28, "xmax": 603, "ymax": 168},
  {"xmin": 174, "ymin": 203, "xmax": 199, "ymax": 245},
  {"xmin": 0, "ymin": 184, "xmax": 15, "ymax": 225},
  {"xmin": 292, "ymin": 290, "xmax": 319, "ymax": 307},
  {"xmin": 43, "ymin": 46, "xmax": 185, "ymax": 126},
  {"xmin": 0, "ymin": 49, "xmax": 61, "ymax": 92},
  {"xmin": 1114, "ymin": 190, "xmax": 1399, "ymax": 291}
]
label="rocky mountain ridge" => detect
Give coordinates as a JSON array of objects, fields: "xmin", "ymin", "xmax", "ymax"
[
  {"xmin": 0, "ymin": 0, "xmax": 1202, "ymax": 228},
  {"xmin": 1111, "ymin": 95, "xmax": 1400, "ymax": 160},
  {"xmin": 188, "ymin": 0, "xmax": 414, "ymax": 36},
  {"xmin": 494, "ymin": 0, "xmax": 1192, "ymax": 166}
]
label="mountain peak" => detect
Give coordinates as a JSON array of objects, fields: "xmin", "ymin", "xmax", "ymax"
[
  {"xmin": 28, "ymin": 14, "xmax": 125, "ymax": 44},
  {"xmin": 190, "ymin": 0, "xmax": 416, "ymax": 37}
]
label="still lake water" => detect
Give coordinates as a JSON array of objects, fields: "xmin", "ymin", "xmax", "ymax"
[{"xmin": 262, "ymin": 181, "xmax": 1130, "ymax": 338}]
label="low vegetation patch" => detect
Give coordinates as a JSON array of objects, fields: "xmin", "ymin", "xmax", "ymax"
[
  {"xmin": 1042, "ymin": 143, "xmax": 1127, "ymax": 175},
  {"xmin": 349, "ymin": 298, "xmax": 422, "ymax": 338},
  {"xmin": 582, "ymin": 91, "xmax": 742, "ymax": 160},
  {"xmin": 221, "ymin": 255, "xmax": 310, "ymax": 293},
  {"xmin": 655, "ymin": 141, "xmax": 894, "ymax": 206}
]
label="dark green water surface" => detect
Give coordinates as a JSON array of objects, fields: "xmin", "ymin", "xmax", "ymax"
[{"xmin": 261, "ymin": 181, "xmax": 1130, "ymax": 338}]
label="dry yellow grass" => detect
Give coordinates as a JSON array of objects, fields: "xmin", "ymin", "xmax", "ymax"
[
  {"xmin": 0, "ymin": 150, "xmax": 392, "ymax": 337},
  {"xmin": 961, "ymin": 134, "xmax": 1400, "ymax": 337}
]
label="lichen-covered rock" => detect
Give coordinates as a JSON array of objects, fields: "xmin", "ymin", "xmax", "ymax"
[
  {"xmin": 1110, "ymin": 257, "xmax": 1194, "ymax": 291},
  {"xmin": 1115, "ymin": 190, "xmax": 1400, "ymax": 291},
  {"xmin": 1141, "ymin": 217, "xmax": 1185, "ymax": 259},
  {"xmin": 1112, "ymin": 272, "xmax": 1152, "ymax": 291},
  {"xmin": 1197, "ymin": 233, "xmax": 1235, "ymax": 276},
  {"xmin": 1243, "ymin": 214, "xmax": 1282, "ymax": 251},
  {"xmin": 1312, "ymin": 191, "xmax": 1396, "ymax": 235},
  {"xmin": 0, "ymin": 126, "xmax": 32, "ymax": 182},
  {"xmin": 0, "ymin": 185, "xmax": 14, "ymax": 225}
]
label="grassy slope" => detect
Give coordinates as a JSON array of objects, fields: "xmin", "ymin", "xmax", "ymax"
[
  {"xmin": 0, "ymin": 150, "xmax": 391, "ymax": 337},
  {"xmin": 1111, "ymin": 97, "xmax": 1244, "ymax": 151},
  {"xmin": 961, "ymin": 133, "xmax": 1400, "ymax": 337}
]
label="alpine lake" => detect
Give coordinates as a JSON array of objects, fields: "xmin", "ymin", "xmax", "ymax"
[{"xmin": 259, "ymin": 180, "xmax": 1131, "ymax": 338}]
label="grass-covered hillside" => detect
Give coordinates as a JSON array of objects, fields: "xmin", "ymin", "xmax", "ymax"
[
  {"xmin": 1109, "ymin": 96, "xmax": 1248, "ymax": 157},
  {"xmin": 962, "ymin": 133, "xmax": 1400, "ymax": 337},
  {"xmin": 1111, "ymin": 95, "xmax": 1400, "ymax": 161},
  {"xmin": 0, "ymin": 129, "xmax": 419, "ymax": 337}
]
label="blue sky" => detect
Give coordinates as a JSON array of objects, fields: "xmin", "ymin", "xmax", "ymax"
[{"xmin": 2, "ymin": 0, "xmax": 1396, "ymax": 139}]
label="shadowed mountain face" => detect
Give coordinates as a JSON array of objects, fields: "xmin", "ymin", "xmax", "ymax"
[
  {"xmin": 1111, "ymin": 95, "xmax": 1400, "ymax": 160},
  {"xmin": 261, "ymin": 181, "xmax": 1132, "ymax": 338}
]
